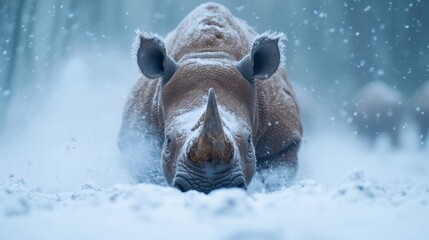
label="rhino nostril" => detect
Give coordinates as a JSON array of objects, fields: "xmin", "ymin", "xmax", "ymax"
[
  {"xmin": 237, "ymin": 182, "xmax": 247, "ymax": 190},
  {"xmin": 231, "ymin": 176, "xmax": 247, "ymax": 190},
  {"xmin": 175, "ymin": 183, "xmax": 186, "ymax": 192},
  {"xmin": 173, "ymin": 177, "xmax": 192, "ymax": 192}
]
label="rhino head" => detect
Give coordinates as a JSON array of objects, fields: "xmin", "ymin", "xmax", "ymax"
[{"xmin": 136, "ymin": 33, "xmax": 282, "ymax": 193}]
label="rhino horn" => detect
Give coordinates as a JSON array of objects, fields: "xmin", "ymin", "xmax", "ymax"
[{"xmin": 188, "ymin": 88, "xmax": 234, "ymax": 165}]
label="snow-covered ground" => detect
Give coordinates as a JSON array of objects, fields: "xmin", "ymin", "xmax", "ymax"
[{"xmin": 1, "ymin": 54, "xmax": 428, "ymax": 240}]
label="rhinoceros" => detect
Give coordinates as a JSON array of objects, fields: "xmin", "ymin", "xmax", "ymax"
[
  {"xmin": 413, "ymin": 81, "xmax": 429, "ymax": 147},
  {"xmin": 118, "ymin": 3, "xmax": 302, "ymax": 193},
  {"xmin": 350, "ymin": 81, "xmax": 403, "ymax": 148}
]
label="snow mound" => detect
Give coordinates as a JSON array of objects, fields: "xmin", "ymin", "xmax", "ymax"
[{"xmin": 1, "ymin": 170, "xmax": 428, "ymax": 240}]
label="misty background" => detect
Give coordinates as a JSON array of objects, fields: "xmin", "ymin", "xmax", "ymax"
[
  {"xmin": 1, "ymin": 2, "xmax": 429, "ymax": 239},
  {"xmin": 1, "ymin": 0, "xmax": 428, "ymax": 128},
  {"xmin": 0, "ymin": 0, "xmax": 428, "ymax": 191}
]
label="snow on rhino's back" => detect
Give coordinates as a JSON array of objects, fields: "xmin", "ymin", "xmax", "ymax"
[{"xmin": 165, "ymin": 2, "xmax": 256, "ymax": 62}]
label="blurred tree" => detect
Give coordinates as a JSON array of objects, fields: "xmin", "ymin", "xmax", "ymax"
[{"xmin": 0, "ymin": 0, "xmax": 25, "ymax": 129}]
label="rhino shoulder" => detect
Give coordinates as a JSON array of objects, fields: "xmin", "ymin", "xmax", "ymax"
[
  {"xmin": 255, "ymin": 68, "xmax": 302, "ymax": 160},
  {"xmin": 118, "ymin": 77, "xmax": 164, "ymax": 151}
]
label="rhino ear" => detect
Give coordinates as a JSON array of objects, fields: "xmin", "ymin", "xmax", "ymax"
[
  {"xmin": 136, "ymin": 33, "xmax": 177, "ymax": 81},
  {"xmin": 237, "ymin": 33, "xmax": 283, "ymax": 82}
]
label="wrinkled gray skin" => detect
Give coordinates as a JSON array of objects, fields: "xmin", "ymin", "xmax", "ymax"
[
  {"xmin": 350, "ymin": 81, "xmax": 403, "ymax": 148},
  {"xmin": 413, "ymin": 81, "xmax": 429, "ymax": 147},
  {"xmin": 118, "ymin": 3, "xmax": 302, "ymax": 193}
]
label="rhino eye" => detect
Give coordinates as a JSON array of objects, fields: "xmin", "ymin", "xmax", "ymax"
[
  {"xmin": 247, "ymin": 135, "xmax": 253, "ymax": 154},
  {"xmin": 164, "ymin": 135, "xmax": 171, "ymax": 156}
]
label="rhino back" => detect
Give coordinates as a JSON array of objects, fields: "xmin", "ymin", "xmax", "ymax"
[
  {"xmin": 164, "ymin": 2, "xmax": 256, "ymax": 61},
  {"xmin": 350, "ymin": 81, "xmax": 403, "ymax": 136}
]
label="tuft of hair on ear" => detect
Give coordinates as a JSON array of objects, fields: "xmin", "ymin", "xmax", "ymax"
[
  {"xmin": 131, "ymin": 29, "xmax": 166, "ymax": 60},
  {"xmin": 253, "ymin": 31, "xmax": 287, "ymax": 67}
]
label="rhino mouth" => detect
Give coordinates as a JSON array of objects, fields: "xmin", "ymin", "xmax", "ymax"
[{"xmin": 172, "ymin": 160, "xmax": 246, "ymax": 194}]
